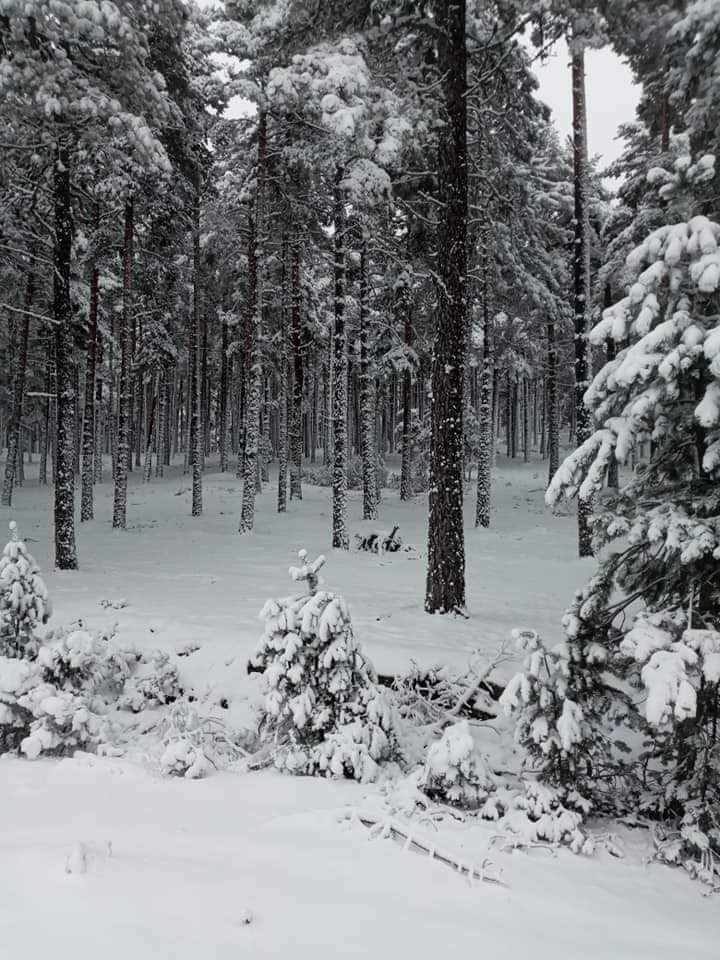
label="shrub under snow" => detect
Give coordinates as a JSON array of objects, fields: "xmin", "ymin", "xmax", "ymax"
[
  {"xmin": 419, "ymin": 720, "xmax": 501, "ymax": 815},
  {"xmin": 253, "ymin": 550, "xmax": 395, "ymax": 781}
]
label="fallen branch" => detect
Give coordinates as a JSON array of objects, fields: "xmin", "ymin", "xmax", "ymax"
[{"xmin": 340, "ymin": 808, "xmax": 507, "ymax": 887}]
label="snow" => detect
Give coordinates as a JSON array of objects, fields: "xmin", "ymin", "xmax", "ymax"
[
  {"xmin": 1, "ymin": 457, "xmax": 719, "ymax": 956},
  {"xmin": 2, "ymin": 753, "xmax": 719, "ymax": 960}
]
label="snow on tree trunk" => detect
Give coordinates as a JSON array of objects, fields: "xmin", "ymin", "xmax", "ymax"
[
  {"xmin": 2, "ymin": 268, "xmax": 33, "ymax": 508},
  {"xmin": 53, "ymin": 143, "xmax": 78, "ymax": 569},
  {"xmin": 240, "ymin": 111, "xmax": 267, "ymax": 534},
  {"xmin": 571, "ymin": 46, "xmax": 594, "ymax": 558},
  {"xmin": 277, "ymin": 236, "xmax": 289, "ymax": 513},
  {"xmin": 190, "ymin": 173, "xmax": 203, "ymax": 517},
  {"xmin": 475, "ymin": 207, "xmax": 493, "ymax": 528},
  {"xmin": 112, "ymin": 197, "xmax": 134, "ymax": 532},
  {"xmin": 80, "ymin": 204, "xmax": 99, "ymax": 522},
  {"xmin": 143, "ymin": 377, "xmax": 158, "ymax": 482},
  {"xmin": 332, "ymin": 172, "xmax": 349, "ymax": 550},
  {"xmin": 39, "ymin": 359, "xmax": 52, "ymax": 486},
  {"xmin": 399, "ymin": 278, "xmax": 413, "ymax": 503},
  {"xmin": 155, "ymin": 368, "xmax": 167, "ymax": 479},
  {"xmin": 425, "ymin": 0, "xmax": 467, "ymax": 613},
  {"xmin": 219, "ymin": 317, "xmax": 229, "ymax": 473},
  {"xmin": 546, "ymin": 313, "xmax": 560, "ymax": 487},
  {"xmin": 359, "ymin": 240, "xmax": 378, "ymax": 520},
  {"xmin": 289, "ymin": 236, "xmax": 304, "ymax": 501}
]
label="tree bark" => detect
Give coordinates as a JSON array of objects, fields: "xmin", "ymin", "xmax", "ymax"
[
  {"xmin": 546, "ymin": 313, "xmax": 560, "ymax": 485},
  {"xmin": 360, "ymin": 238, "xmax": 378, "ymax": 520},
  {"xmin": 112, "ymin": 197, "xmax": 135, "ymax": 531},
  {"xmin": 190, "ymin": 172, "xmax": 203, "ymax": 517},
  {"xmin": 219, "ymin": 316, "xmax": 230, "ymax": 473},
  {"xmin": 53, "ymin": 141, "xmax": 79, "ymax": 568},
  {"xmin": 239, "ymin": 111, "xmax": 266, "ymax": 533},
  {"xmin": 80, "ymin": 203, "xmax": 100, "ymax": 521},
  {"xmin": 2, "ymin": 268, "xmax": 33, "ymax": 507},
  {"xmin": 426, "ymin": 0, "xmax": 467, "ymax": 613},
  {"xmin": 399, "ymin": 276, "xmax": 413, "ymax": 502},
  {"xmin": 332, "ymin": 169, "xmax": 349, "ymax": 549},
  {"xmin": 289, "ymin": 234, "xmax": 303, "ymax": 500},
  {"xmin": 571, "ymin": 46, "xmax": 594, "ymax": 557},
  {"xmin": 475, "ymin": 203, "xmax": 493, "ymax": 528}
]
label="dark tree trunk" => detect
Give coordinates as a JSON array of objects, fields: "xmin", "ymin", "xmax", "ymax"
[
  {"xmin": 475, "ymin": 205, "xmax": 493, "ymax": 528},
  {"xmin": 239, "ymin": 112, "xmax": 266, "ymax": 533},
  {"xmin": 332, "ymin": 169, "xmax": 349, "ymax": 549},
  {"xmin": 80, "ymin": 203, "xmax": 100, "ymax": 521},
  {"xmin": 572, "ymin": 47, "xmax": 594, "ymax": 557},
  {"xmin": 546, "ymin": 313, "xmax": 560, "ymax": 485},
  {"xmin": 289, "ymin": 234, "xmax": 303, "ymax": 500},
  {"xmin": 39, "ymin": 357, "xmax": 52, "ymax": 486},
  {"xmin": 53, "ymin": 142, "xmax": 79, "ymax": 569},
  {"xmin": 219, "ymin": 317, "xmax": 230, "ymax": 472},
  {"xmin": 2, "ymin": 268, "xmax": 33, "ymax": 507},
  {"xmin": 190, "ymin": 172, "xmax": 203, "ymax": 517},
  {"xmin": 360, "ymin": 238, "xmax": 378, "ymax": 520},
  {"xmin": 399, "ymin": 278, "xmax": 413, "ymax": 502},
  {"xmin": 277, "ymin": 237, "xmax": 289, "ymax": 513},
  {"xmin": 112, "ymin": 197, "xmax": 134, "ymax": 531},
  {"xmin": 426, "ymin": 0, "xmax": 467, "ymax": 613}
]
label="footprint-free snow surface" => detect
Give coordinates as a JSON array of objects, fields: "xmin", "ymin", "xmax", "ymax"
[{"xmin": 2, "ymin": 457, "xmax": 719, "ymax": 958}]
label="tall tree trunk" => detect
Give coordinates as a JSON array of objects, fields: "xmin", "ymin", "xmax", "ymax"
[
  {"xmin": 359, "ymin": 238, "xmax": 378, "ymax": 520},
  {"xmin": 53, "ymin": 142, "xmax": 79, "ymax": 568},
  {"xmin": 522, "ymin": 378, "xmax": 530, "ymax": 463},
  {"xmin": 190, "ymin": 172, "xmax": 203, "ymax": 517},
  {"xmin": 475, "ymin": 201, "xmax": 493, "ymax": 528},
  {"xmin": 39, "ymin": 357, "xmax": 52, "ymax": 486},
  {"xmin": 156, "ymin": 367, "xmax": 167, "ymax": 478},
  {"xmin": 571, "ymin": 45, "xmax": 594, "ymax": 557},
  {"xmin": 80, "ymin": 203, "xmax": 100, "ymax": 521},
  {"xmin": 277, "ymin": 235, "xmax": 289, "ymax": 512},
  {"xmin": 143, "ymin": 376, "xmax": 158, "ymax": 482},
  {"xmin": 399, "ymin": 276, "xmax": 413, "ymax": 502},
  {"xmin": 603, "ymin": 283, "xmax": 619, "ymax": 489},
  {"xmin": 239, "ymin": 111, "xmax": 266, "ymax": 533},
  {"xmin": 546, "ymin": 312, "xmax": 560, "ymax": 484},
  {"xmin": 426, "ymin": 0, "xmax": 467, "ymax": 613},
  {"xmin": 289, "ymin": 234, "xmax": 304, "ymax": 500},
  {"xmin": 332, "ymin": 169, "xmax": 349, "ymax": 549},
  {"xmin": 219, "ymin": 317, "xmax": 230, "ymax": 472},
  {"xmin": 112, "ymin": 197, "xmax": 135, "ymax": 531},
  {"xmin": 2, "ymin": 268, "xmax": 33, "ymax": 507}
]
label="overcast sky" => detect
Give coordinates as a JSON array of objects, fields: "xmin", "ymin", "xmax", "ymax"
[{"xmin": 532, "ymin": 38, "xmax": 640, "ymax": 172}]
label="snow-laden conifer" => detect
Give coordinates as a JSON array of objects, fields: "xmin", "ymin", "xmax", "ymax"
[{"xmin": 254, "ymin": 550, "xmax": 395, "ymax": 781}]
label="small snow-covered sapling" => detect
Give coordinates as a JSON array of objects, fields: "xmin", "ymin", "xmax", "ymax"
[{"xmin": 288, "ymin": 549, "xmax": 326, "ymax": 595}]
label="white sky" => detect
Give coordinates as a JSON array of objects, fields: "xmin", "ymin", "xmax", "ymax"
[{"xmin": 532, "ymin": 38, "xmax": 640, "ymax": 172}]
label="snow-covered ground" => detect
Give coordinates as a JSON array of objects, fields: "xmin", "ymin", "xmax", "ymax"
[{"xmin": 2, "ymin": 458, "xmax": 719, "ymax": 958}]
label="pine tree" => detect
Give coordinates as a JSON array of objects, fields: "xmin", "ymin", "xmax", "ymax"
[{"xmin": 0, "ymin": 522, "xmax": 51, "ymax": 659}]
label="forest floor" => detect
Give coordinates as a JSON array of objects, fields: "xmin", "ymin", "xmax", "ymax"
[{"xmin": 1, "ymin": 455, "xmax": 719, "ymax": 958}]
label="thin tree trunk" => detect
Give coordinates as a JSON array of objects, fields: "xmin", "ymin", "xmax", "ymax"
[
  {"xmin": 289, "ymin": 235, "xmax": 303, "ymax": 500},
  {"xmin": 156, "ymin": 367, "xmax": 167, "ymax": 478},
  {"xmin": 426, "ymin": 0, "xmax": 467, "ymax": 613},
  {"xmin": 399, "ymin": 277, "xmax": 413, "ymax": 502},
  {"xmin": 112, "ymin": 197, "xmax": 135, "ymax": 531},
  {"xmin": 359, "ymin": 238, "xmax": 378, "ymax": 519},
  {"xmin": 475, "ymin": 188, "xmax": 493, "ymax": 528},
  {"xmin": 546, "ymin": 314, "xmax": 560, "ymax": 484},
  {"xmin": 332, "ymin": 169, "xmax": 349, "ymax": 549},
  {"xmin": 571, "ymin": 45, "xmax": 593, "ymax": 557},
  {"xmin": 143, "ymin": 376, "xmax": 158, "ymax": 482},
  {"xmin": 53, "ymin": 141, "xmax": 79, "ymax": 568},
  {"xmin": 39, "ymin": 357, "xmax": 52, "ymax": 486},
  {"xmin": 190, "ymin": 172, "xmax": 203, "ymax": 517},
  {"xmin": 219, "ymin": 318, "xmax": 230, "ymax": 472},
  {"xmin": 277, "ymin": 235, "xmax": 289, "ymax": 512},
  {"xmin": 80, "ymin": 203, "xmax": 100, "ymax": 521},
  {"xmin": 2, "ymin": 268, "xmax": 33, "ymax": 507}
]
